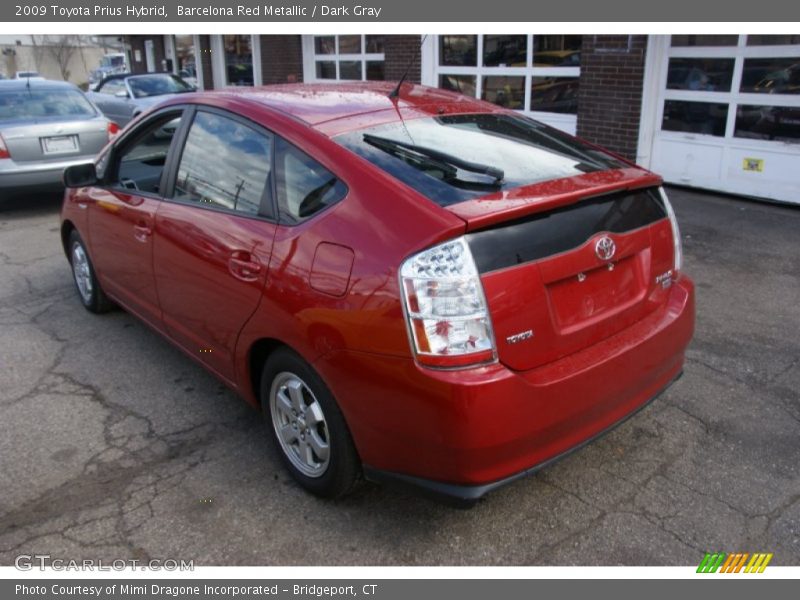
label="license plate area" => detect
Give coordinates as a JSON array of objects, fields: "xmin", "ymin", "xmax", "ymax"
[
  {"xmin": 41, "ymin": 135, "xmax": 78, "ymax": 154},
  {"xmin": 546, "ymin": 254, "xmax": 646, "ymax": 333}
]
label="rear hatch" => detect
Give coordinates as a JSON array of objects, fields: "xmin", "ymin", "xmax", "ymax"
[
  {"xmin": 331, "ymin": 110, "xmax": 677, "ymax": 370},
  {"xmin": 1, "ymin": 117, "xmax": 108, "ymax": 163},
  {"xmin": 458, "ymin": 184, "xmax": 676, "ymax": 371}
]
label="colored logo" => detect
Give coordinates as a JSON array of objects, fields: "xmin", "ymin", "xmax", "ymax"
[{"xmin": 697, "ymin": 552, "xmax": 773, "ymax": 573}]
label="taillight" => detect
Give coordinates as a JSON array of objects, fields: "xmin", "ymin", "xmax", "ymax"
[
  {"xmin": 0, "ymin": 134, "xmax": 10, "ymax": 159},
  {"xmin": 400, "ymin": 237, "xmax": 497, "ymax": 368},
  {"xmin": 107, "ymin": 121, "xmax": 120, "ymax": 140},
  {"xmin": 659, "ymin": 187, "xmax": 683, "ymax": 272}
]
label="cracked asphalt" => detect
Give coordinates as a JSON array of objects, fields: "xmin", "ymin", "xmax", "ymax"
[{"xmin": 0, "ymin": 187, "xmax": 798, "ymax": 566}]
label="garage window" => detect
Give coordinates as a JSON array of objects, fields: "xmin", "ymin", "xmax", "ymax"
[
  {"xmin": 660, "ymin": 35, "xmax": 800, "ymax": 141},
  {"xmin": 431, "ymin": 35, "xmax": 581, "ymax": 134},
  {"xmin": 305, "ymin": 35, "xmax": 385, "ymax": 82},
  {"xmin": 223, "ymin": 35, "xmax": 254, "ymax": 86},
  {"xmin": 735, "ymin": 105, "xmax": 800, "ymax": 142}
]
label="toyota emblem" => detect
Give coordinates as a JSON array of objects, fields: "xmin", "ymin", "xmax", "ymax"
[{"xmin": 595, "ymin": 236, "xmax": 616, "ymax": 261}]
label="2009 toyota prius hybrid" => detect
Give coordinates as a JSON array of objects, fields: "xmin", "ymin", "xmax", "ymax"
[{"xmin": 60, "ymin": 82, "xmax": 694, "ymax": 503}]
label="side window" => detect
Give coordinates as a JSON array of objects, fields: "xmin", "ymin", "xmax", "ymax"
[
  {"xmin": 276, "ymin": 138, "xmax": 347, "ymax": 224},
  {"xmin": 113, "ymin": 112, "xmax": 183, "ymax": 194},
  {"xmin": 173, "ymin": 111, "xmax": 272, "ymax": 217}
]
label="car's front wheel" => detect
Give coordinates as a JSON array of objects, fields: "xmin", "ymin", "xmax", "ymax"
[
  {"xmin": 261, "ymin": 348, "xmax": 360, "ymax": 498},
  {"xmin": 68, "ymin": 230, "xmax": 113, "ymax": 313}
]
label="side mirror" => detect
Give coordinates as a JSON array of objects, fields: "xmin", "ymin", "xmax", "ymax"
[
  {"xmin": 63, "ymin": 163, "xmax": 98, "ymax": 188},
  {"xmin": 115, "ymin": 89, "xmax": 129, "ymax": 98}
]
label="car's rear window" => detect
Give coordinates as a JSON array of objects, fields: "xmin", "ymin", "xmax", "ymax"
[
  {"xmin": 0, "ymin": 89, "xmax": 96, "ymax": 121},
  {"xmin": 334, "ymin": 113, "xmax": 627, "ymax": 207}
]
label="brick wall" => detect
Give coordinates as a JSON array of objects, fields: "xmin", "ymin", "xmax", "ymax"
[
  {"xmin": 128, "ymin": 37, "xmax": 146, "ymax": 74},
  {"xmin": 152, "ymin": 36, "xmax": 166, "ymax": 71},
  {"xmin": 127, "ymin": 35, "xmax": 166, "ymax": 73},
  {"xmin": 259, "ymin": 35, "xmax": 303, "ymax": 84},
  {"xmin": 384, "ymin": 35, "xmax": 423, "ymax": 83},
  {"xmin": 576, "ymin": 35, "xmax": 647, "ymax": 161}
]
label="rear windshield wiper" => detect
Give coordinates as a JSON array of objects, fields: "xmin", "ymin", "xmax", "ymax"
[{"xmin": 363, "ymin": 133, "xmax": 505, "ymax": 184}]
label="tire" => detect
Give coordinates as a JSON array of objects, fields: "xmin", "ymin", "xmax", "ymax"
[
  {"xmin": 261, "ymin": 348, "xmax": 360, "ymax": 498},
  {"xmin": 68, "ymin": 230, "xmax": 114, "ymax": 314}
]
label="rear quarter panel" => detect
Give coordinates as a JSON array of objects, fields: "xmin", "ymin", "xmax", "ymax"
[{"xmin": 222, "ymin": 98, "xmax": 467, "ymax": 404}]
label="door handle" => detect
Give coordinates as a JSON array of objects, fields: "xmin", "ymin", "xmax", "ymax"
[
  {"xmin": 228, "ymin": 252, "xmax": 262, "ymax": 282},
  {"xmin": 133, "ymin": 222, "xmax": 152, "ymax": 242}
]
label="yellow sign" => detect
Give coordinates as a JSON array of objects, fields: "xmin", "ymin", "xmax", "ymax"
[{"xmin": 743, "ymin": 158, "xmax": 764, "ymax": 172}]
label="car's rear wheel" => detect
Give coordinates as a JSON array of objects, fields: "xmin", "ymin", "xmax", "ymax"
[
  {"xmin": 68, "ymin": 230, "xmax": 113, "ymax": 313},
  {"xmin": 261, "ymin": 348, "xmax": 360, "ymax": 498}
]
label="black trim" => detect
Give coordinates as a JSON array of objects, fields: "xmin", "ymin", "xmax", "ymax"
[
  {"xmin": 466, "ymin": 187, "xmax": 668, "ymax": 274},
  {"xmin": 363, "ymin": 370, "xmax": 683, "ymax": 507},
  {"xmin": 160, "ymin": 105, "xmax": 195, "ymax": 199}
]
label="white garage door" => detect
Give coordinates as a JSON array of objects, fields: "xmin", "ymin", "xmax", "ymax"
[{"xmin": 642, "ymin": 35, "xmax": 800, "ymax": 205}]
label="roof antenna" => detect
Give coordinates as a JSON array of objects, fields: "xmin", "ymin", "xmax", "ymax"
[{"xmin": 388, "ymin": 35, "xmax": 427, "ymax": 100}]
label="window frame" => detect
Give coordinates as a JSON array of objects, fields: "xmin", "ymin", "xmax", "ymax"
[
  {"xmin": 425, "ymin": 34, "xmax": 581, "ymax": 133},
  {"xmin": 108, "ymin": 103, "xmax": 351, "ymax": 226},
  {"xmin": 273, "ymin": 136, "xmax": 349, "ymax": 226},
  {"xmin": 657, "ymin": 34, "xmax": 800, "ymax": 144},
  {"xmin": 103, "ymin": 106, "xmax": 191, "ymax": 200},
  {"xmin": 302, "ymin": 35, "xmax": 386, "ymax": 83}
]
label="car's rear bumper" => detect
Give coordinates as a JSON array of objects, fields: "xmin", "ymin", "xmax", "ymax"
[
  {"xmin": 317, "ymin": 276, "xmax": 695, "ymax": 498},
  {"xmin": 0, "ymin": 156, "xmax": 97, "ymax": 191},
  {"xmin": 363, "ymin": 370, "xmax": 681, "ymax": 505}
]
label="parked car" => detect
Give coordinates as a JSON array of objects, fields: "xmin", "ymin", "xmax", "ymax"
[
  {"xmin": 86, "ymin": 72, "xmax": 194, "ymax": 127},
  {"xmin": 60, "ymin": 82, "xmax": 694, "ymax": 503},
  {"xmin": 178, "ymin": 65, "xmax": 198, "ymax": 89},
  {"xmin": 88, "ymin": 52, "xmax": 129, "ymax": 89},
  {"xmin": 0, "ymin": 79, "xmax": 118, "ymax": 197}
]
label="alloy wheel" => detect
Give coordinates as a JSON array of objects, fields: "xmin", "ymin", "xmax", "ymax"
[
  {"xmin": 269, "ymin": 371, "xmax": 331, "ymax": 478},
  {"xmin": 71, "ymin": 242, "xmax": 93, "ymax": 304}
]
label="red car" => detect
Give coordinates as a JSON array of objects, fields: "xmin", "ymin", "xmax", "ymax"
[{"xmin": 60, "ymin": 82, "xmax": 694, "ymax": 503}]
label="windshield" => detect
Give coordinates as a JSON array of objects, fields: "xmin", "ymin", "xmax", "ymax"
[
  {"xmin": 127, "ymin": 74, "xmax": 193, "ymax": 98},
  {"xmin": 0, "ymin": 89, "xmax": 96, "ymax": 121},
  {"xmin": 334, "ymin": 113, "xmax": 627, "ymax": 207}
]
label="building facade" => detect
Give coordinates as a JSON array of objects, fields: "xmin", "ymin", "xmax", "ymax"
[{"xmin": 126, "ymin": 34, "xmax": 800, "ymax": 204}]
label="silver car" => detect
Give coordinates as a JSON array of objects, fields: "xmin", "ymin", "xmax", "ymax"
[
  {"xmin": 0, "ymin": 79, "xmax": 113, "ymax": 196},
  {"xmin": 86, "ymin": 72, "xmax": 195, "ymax": 127}
]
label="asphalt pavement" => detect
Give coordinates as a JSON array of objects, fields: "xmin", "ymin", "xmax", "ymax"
[{"xmin": 0, "ymin": 187, "xmax": 798, "ymax": 566}]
